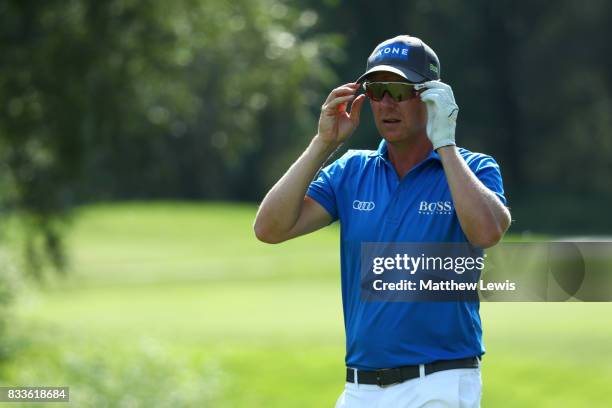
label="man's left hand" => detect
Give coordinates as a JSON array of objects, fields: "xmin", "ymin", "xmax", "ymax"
[{"xmin": 415, "ymin": 81, "xmax": 458, "ymax": 150}]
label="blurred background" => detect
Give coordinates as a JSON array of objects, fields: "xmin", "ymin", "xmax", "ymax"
[{"xmin": 0, "ymin": 0, "xmax": 611, "ymax": 407}]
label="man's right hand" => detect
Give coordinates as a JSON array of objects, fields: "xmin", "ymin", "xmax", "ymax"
[
  {"xmin": 317, "ymin": 83, "xmax": 366, "ymax": 146},
  {"xmin": 254, "ymin": 83, "xmax": 365, "ymax": 244}
]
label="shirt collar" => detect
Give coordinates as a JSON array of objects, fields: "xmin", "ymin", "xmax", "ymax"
[{"xmin": 374, "ymin": 139, "xmax": 441, "ymax": 163}]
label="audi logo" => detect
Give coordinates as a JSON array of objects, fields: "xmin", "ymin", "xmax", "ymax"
[{"xmin": 353, "ymin": 200, "xmax": 376, "ymax": 211}]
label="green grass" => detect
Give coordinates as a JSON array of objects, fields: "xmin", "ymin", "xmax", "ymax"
[{"xmin": 1, "ymin": 202, "xmax": 611, "ymax": 407}]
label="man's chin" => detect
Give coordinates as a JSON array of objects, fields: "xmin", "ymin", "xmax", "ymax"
[
  {"xmin": 381, "ymin": 132, "xmax": 407, "ymax": 143},
  {"xmin": 381, "ymin": 132, "xmax": 430, "ymax": 148}
]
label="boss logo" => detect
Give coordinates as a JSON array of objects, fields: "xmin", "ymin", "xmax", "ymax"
[
  {"xmin": 353, "ymin": 200, "xmax": 376, "ymax": 211},
  {"xmin": 418, "ymin": 201, "xmax": 453, "ymax": 215}
]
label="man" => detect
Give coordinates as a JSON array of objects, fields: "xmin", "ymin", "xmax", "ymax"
[{"xmin": 254, "ymin": 35, "xmax": 510, "ymax": 407}]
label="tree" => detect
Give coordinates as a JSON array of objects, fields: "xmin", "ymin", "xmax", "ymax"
[{"xmin": 0, "ymin": 0, "xmax": 342, "ymax": 276}]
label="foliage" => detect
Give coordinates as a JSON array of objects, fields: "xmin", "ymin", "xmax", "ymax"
[
  {"xmin": 1, "ymin": 0, "xmax": 611, "ymax": 279},
  {"xmin": 0, "ymin": 0, "xmax": 341, "ymax": 275}
]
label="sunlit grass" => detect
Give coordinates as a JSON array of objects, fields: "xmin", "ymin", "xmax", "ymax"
[{"xmin": 1, "ymin": 202, "xmax": 611, "ymax": 407}]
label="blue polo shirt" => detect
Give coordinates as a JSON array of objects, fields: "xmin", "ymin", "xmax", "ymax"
[{"xmin": 306, "ymin": 140, "xmax": 507, "ymax": 370}]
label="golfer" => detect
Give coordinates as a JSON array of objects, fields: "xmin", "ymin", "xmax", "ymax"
[{"xmin": 254, "ymin": 35, "xmax": 510, "ymax": 407}]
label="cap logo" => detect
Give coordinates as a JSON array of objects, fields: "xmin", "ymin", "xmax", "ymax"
[
  {"xmin": 429, "ymin": 63, "xmax": 439, "ymax": 74},
  {"xmin": 372, "ymin": 42, "xmax": 410, "ymax": 63}
]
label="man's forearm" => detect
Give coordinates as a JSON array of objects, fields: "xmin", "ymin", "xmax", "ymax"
[
  {"xmin": 254, "ymin": 136, "xmax": 339, "ymax": 240},
  {"xmin": 437, "ymin": 146, "xmax": 511, "ymax": 248}
]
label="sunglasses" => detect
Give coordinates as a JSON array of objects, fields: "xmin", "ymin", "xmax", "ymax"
[{"xmin": 362, "ymin": 81, "xmax": 420, "ymax": 102}]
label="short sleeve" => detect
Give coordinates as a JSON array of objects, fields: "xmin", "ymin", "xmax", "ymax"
[
  {"xmin": 472, "ymin": 156, "xmax": 507, "ymax": 206},
  {"xmin": 306, "ymin": 158, "xmax": 346, "ymax": 222}
]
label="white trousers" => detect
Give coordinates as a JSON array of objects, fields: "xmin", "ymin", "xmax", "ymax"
[{"xmin": 335, "ymin": 367, "xmax": 482, "ymax": 408}]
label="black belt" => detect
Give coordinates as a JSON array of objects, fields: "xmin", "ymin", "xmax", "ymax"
[{"xmin": 346, "ymin": 357, "xmax": 480, "ymax": 387}]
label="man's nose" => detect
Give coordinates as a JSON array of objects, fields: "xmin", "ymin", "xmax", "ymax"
[{"xmin": 380, "ymin": 92, "xmax": 397, "ymax": 106}]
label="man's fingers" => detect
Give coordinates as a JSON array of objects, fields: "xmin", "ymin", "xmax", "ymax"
[
  {"xmin": 417, "ymin": 81, "xmax": 456, "ymax": 101},
  {"xmin": 415, "ymin": 80, "xmax": 447, "ymax": 90},
  {"xmin": 324, "ymin": 83, "xmax": 360, "ymax": 103},
  {"xmin": 349, "ymin": 94, "xmax": 366, "ymax": 126},
  {"xmin": 420, "ymin": 90, "xmax": 442, "ymax": 105},
  {"xmin": 414, "ymin": 81, "xmax": 438, "ymax": 91},
  {"xmin": 322, "ymin": 94, "xmax": 356, "ymax": 114},
  {"xmin": 420, "ymin": 89, "xmax": 458, "ymax": 117}
]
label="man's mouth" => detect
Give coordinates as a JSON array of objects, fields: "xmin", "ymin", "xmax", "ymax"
[{"xmin": 382, "ymin": 119, "xmax": 401, "ymax": 124}]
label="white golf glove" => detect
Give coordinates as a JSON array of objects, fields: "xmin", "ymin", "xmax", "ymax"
[{"xmin": 415, "ymin": 81, "xmax": 459, "ymax": 150}]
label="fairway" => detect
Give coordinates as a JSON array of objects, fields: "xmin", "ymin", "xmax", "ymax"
[{"xmin": 2, "ymin": 202, "xmax": 611, "ymax": 407}]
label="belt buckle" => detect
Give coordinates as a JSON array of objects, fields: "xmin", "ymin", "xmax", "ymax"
[{"xmin": 375, "ymin": 368, "xmax": 401, "ymax": 388}]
